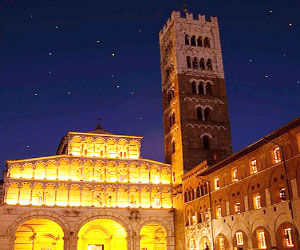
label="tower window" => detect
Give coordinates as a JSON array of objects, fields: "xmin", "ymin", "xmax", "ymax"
[
  {"xmin": 167, "ymin": 90, "xmax": 175, "ymax": 104},
  {"xmin": 273, "ymin": 147, "xmax": 282, "ymax": 163},
  {"xmin": 254, "ymin": 194, "xmax": 262, "ymax": 209},
  {"xmin": 192, "ymin": 57, "xmax": 198, "ymax": 69},
  {"xmin": 191, "ymin": 35, "xmax": 196, "ymax": 46},
  {"xmin": 206, "ymin": 59, "xmax": 213, "ymax": 71},
  {"xmin": 197, "ymin": 212, "xmax": 202, "ymax": 223},
  {"xmin": 187, "ymin": 56, "xmax": 191, "ymax": 68},
  {"xmin": 198, "ymin": 81, "xmax": 205, "ymax": 95},
  {"xmin": 200, "ymin": 58, "xmax": 206, "ymax": 70},
  {"xmin": 235, "ymin": 202, "xmax": 241, "ymax": 214},
  {"xmin": 256, "ymin": 230, "xmax": 267, "ymax": 249},
  {"xmin": 279, "ymin": 188, "xmax": 286, "ymax": 201},
  {"xmin": 250, "ymin": 159, "xmax": 258, "ymax": 174},
  {"xmin": 196, "ymin": 187, "xmax": 200, "ymax": 198},
  {"xmin": 172, "ymin": 141, "xmax": 176, "ymax": 154},
  {"xmin": 285, "ymin": 228, "xmax": 294, "ymax": 247},
  {"xmin": 185, "ymin": 34, "xmax": 190, "ymax": 45},
  {"xmin": 204, "ymin": 37, "xmax": 211, "ymax": 48},
  {"xmin": 197, "ymin": 36, "xmax": 203, "ymax": 47},
  {"xmin": 219, "ymin": 237, "xmax": 225, "ymax": 250},
  {"xmin": 236, "ymin": 232, "xmax": 244, "ymax": 246},
  {"xmin": 214, "ymin": 177, "xmax": 220, "ymax": 190},
  {"xmin": 232, "ymin": 168, "xmax": 238, "ymax": 182},
  {"xmin": 197, "ymin": 107, "xmax": 203, "ymax": 121},
  {"xmin": 204, "ymin": 108, "xmax": 210, "ymax": 121},
  {"xmin": 192, "ymin": 81, "xmax": 197, "ymax": 94},
  {"xmin": 205, "ymin": 82, "xmax": 212, "ymax": 95},
  {"xmin": 216, "ymin": 206, "xmax": 222, "ymax": 218},
  {"xmin": 203, "ymin": 135, "xmax": 210, "ymax": 149}
]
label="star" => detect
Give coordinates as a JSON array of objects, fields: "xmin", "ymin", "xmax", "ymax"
[
  {"xmin": 48, "ymin": 71, "xmax": 52, "ymax": 74},
  {"xmin": 138, "ymin": 29, "xmax": 142, "ymax": 32},
  {"xmin": 265, "ymin": 75, "xmax": 269, "ymax": 78},
  {"xmin": 269, "ymin": 10, "xmax": 273, "ymax": 14},
  {"xmin": 26, "ymin": 145, "xmax": 30, "ymax": 148},
  {"xmin": 34, "ymin": 93, "xmax": 38, "ymax": 96},
  {"xmin": 131, "ymin": 91, "xmax": 135, "ymax": 95},
  {"xmin": 111, "ymin": 53, "xmax": 115, "ymax": 57},
  {"xmin": 297, "ymin": 80, "xmax": 300, "ymax": 84},
  {"xmin": 55, "ymin": 26, "xmax": 59, "ymax": 29},
  {"xmin": 283, "ymin": 54, "xmax": 286, "ymax": 57},
  {"xmin": 116, "ymin": 85, "xmax": 120, "ymax": 88},
  {"xmin": 288, "ymin": 23, "xmax": 293, "ymax": 27},
  {"xmin": 97, "ymin": 40, "xmax": 101, "ymax": 43},
  {"xmin": 138, "ymin": 117, "xmax": 143, "ymax": 120},
  {"xmin": 67, "ymin": 91, "xmax": 71, "ymax": 95},
  {"xmin": 111, "ymin": 74, "xmax": 115, "ymax": 78},
  {"xmin": 249, "ymin": 59, "xmax": 253, "ymax": 62},
  {"xmin": 30, "ymin": 14, "xmax": 34, "ymax": 19},
  {"xmin": 49, "ymin": 52, "xmax": 53, "ymax": 56}
]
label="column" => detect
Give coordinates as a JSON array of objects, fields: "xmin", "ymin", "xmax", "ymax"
[
  {"xmin": 291, "ymin": 179, "xmax": 299, "ymax": 199},
  {"xmin": 80, "ymin": 185, "xmax": 83, "ymax": 206},
  {"xmin": 139, "ymin": 188, "xmax": 141, "ymax": 207},
  {"xmin": 91, "ymin": 189, "xmax": 95, "ymax": 206},
  {"xmin": 244, "ymin": 196, "xmax": 249, "ymax": 211},
  {"xmin": 54, "ymin": 185, "xmax": 58, "ymax": 205},
  {"xmin": 67, "ymin": 185, "xmax": 70, "ymax": 206},
  {"xmin": 30, "ymin": 184, "xmax": 34, "ymax": 204},
  {"xmin": 17, "ymin": 183, "xmax": 22, "ymax": 204},
  {"xmin": 226, "ymin": 201, "xmax": 230, "ymax": 216},
  {"xmin": 32, "ymin": 166, "xmax": 36, "ymax": 179},
  {"xmin": 56, "ymin": 162, "xmax": 59, "ymax": 180},
  {"xmin": 138, "ymin": 166, "xmax": 141, "ymax": 183},
  {"xmin": 150, "ymin": 189, "xmax": 152, "ymax": 207},
  {"xmin": 265, "ymin": 188, "xmax": 271, "ymax": 206},
  {"xmin": 44, "ymin": 166, "xmax": 48, "ymax": 179},
  {"xmin": 160, "ymin": 190, "xmax": 163, "ymax": 208}
]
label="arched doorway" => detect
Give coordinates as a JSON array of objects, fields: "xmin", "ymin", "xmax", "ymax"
[
  {"xmin": 199, "ymin": 236, "xmax": 211, "ymax": 250},
  {"xmin": 14, "ymin": 218, "xmax": 64, "ymax": 250},
  {"xmin": 140, "ymin": 224, "xmax": 167, "ymax": 250},
  {"xmin": 77, "ymin": 219, "xmax": 127, "ymax": 250}
]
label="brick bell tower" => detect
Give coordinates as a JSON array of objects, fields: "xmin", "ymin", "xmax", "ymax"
[{"xmin": 159, "ymin": 11, "xmax": 233, "ymax": 183}]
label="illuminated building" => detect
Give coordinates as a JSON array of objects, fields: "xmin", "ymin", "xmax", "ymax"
[{"xmin": 0, "ymin": 126, "xmax": 174, "ymax": 250}]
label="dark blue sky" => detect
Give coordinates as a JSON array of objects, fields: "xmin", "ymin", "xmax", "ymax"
[{"xmin": 1, "ymin": 0, "xmax": 300, "ymax": 177}]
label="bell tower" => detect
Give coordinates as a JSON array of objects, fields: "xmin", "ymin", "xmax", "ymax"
[{"xmin": 159, "ymin": 11, "xmax": 232, "ymax": 183}]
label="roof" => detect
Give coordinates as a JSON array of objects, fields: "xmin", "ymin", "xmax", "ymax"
[{"xmin": 85, "ymin": 124, "xmax": 114, "ymax": 135}]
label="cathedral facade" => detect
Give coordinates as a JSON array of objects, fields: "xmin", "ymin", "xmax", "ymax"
[{"xmin": 1, "ymin": 9, "xmax": 300, "ymax": 250}]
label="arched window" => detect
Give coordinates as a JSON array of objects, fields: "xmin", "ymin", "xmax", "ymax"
[
  {"xmin": 185, "ymin": 34, "xmax": 190, "ymax": 45},
  {"xmin": 192, "ymin": 57, "xmax": 198, "ymax": 69},
  {"xmin": 200, "ymin": 58, "xmax": 206, "ymax": 70},
  {"xmin": 198, "ymin": 81, "xmax": 205, "ymax": 95},
  {"xmin": 200, "ymin": 185, "xmax": 204, "ymax": 196},
  {"xmin": 207, "ymin": 59, "xmax": 213, "ymax": 71},
  {"xmin": 191, "ymin": 81, "xmax": 197, "ymax": 94},
  {"xmin": 190, "ymin": 189, "xmax": 194, "ymax": 200},
  {"xmin": 172, "ymin": 141, "xmax": 176, "ymax": 154},
  {"xmin": 196, "ymin": 187, "xmax": 200, "ymax": 198},
  {"xmin": 197, "ymin": 36, "xmax": 203, "ymax": 47},
  {"xmin": 204, "ymin": 183, "xmax": 208, "ymax": 194},
  {"xmin": 167, "ymin": 90, "xmax": 174, "ymax": 103},
  {"xmin": 191, "ymin": 35, "xmax": 196, "ymax": 46},
  {"xmin": 204, "ymin": 108, "xmax": 211, "ymax": 121},
  {"xmin": 197, "ymin": 107, "xmax": 203, "ymax": 120},
  {"xmin": 184, "ymin": 192, "xmax": 188, "ymax": 202},
  {"xmin": 205, "ymin": 82, "xmax": 212, "ymax": 95},
  {"xmin": 187, "ymin": 56, "xmax": 191, "ymax": 68},
  {"xmin": 203, "ymin": 135, "xmax": 210, "ymax": 149},
  {"xmin": 204, "ymin": 37, "xmax": 211, "ymax": 48}
]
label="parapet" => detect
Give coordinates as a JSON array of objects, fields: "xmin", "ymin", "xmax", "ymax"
[{"xmin": 159, "ymin": 11, "xmax": 219, "ymax": 39}]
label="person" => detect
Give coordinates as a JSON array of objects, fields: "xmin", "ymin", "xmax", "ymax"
[{"xmin": 205, "ymin": 242, "xmax": 210, "ymax": 250}]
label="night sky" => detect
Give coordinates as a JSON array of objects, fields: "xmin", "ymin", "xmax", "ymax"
[{"xmin": 1, "ymin": 0, "xmax": 300, "ymax": 177}]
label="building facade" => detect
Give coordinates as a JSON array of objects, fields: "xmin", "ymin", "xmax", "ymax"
[
  {"xmin": 182, "ymin": 118, "xmax": 300, "ymax": 250},
  {"xmin": 0, "ymin": 126, "xmax": 175, "ymax": 250}
]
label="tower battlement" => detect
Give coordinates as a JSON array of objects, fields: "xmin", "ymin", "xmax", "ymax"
[{"xmin": 159, "ymin": 11, "xmax": 218, "ymax": 39}]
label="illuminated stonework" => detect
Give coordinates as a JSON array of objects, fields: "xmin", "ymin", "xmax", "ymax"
[{"xmin": 0, "ymin": 127, "xmax": 175, "ymax": 250}]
